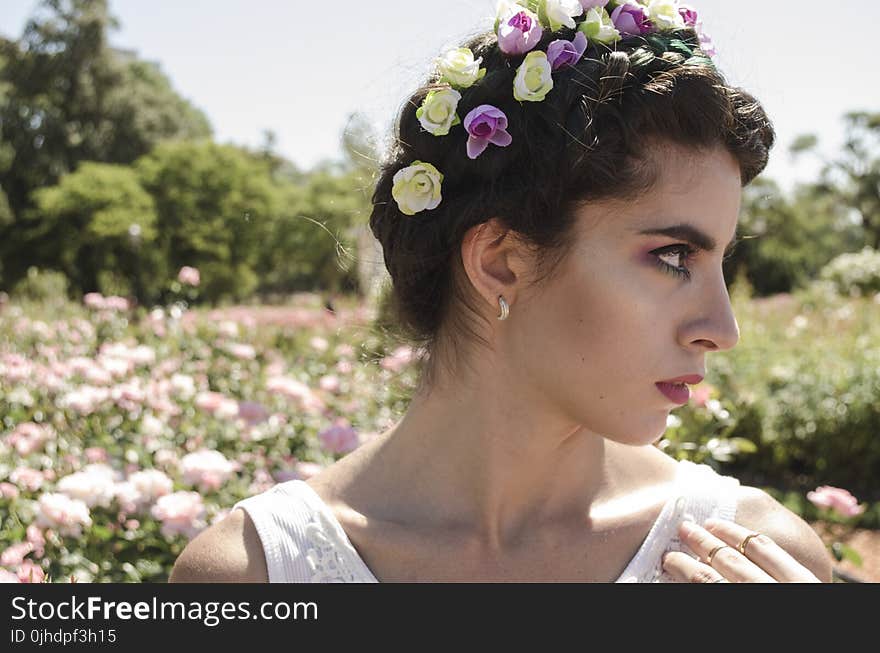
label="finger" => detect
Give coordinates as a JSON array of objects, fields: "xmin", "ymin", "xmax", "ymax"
[
  {"xmin": 662, "ymin": 551, "xmax": 729, "ymax": 583},
  {"xmin": 702, "ymin": 518, "xmax": 819, "ymax": 583},
  {"xmin": 678, "ymin": 521, "xmax": 776, "ymax": 583}
]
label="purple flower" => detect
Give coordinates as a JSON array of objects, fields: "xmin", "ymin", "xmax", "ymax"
[
  {"xmin": 547, "ymin": 32, "xmax": 589, "ymax": 71},
  {"xmin": 497, "ymin": 10, "xmax": 543, "ymax": 56},
  {"xmin": 579, "ymin": 0, "xmax": 609, "ymax": 9},
  {"xmin": 696, "ymin": 22, "xmax": 717, "ymax": 57},
  {"xmin": 610, "ymin": 2, "xmax": 653, "ymax": 36},
  {"xmin": 678, "ymin": 4, "xmax": 699, "ymax": 27},
  {"xmin": 463, "ymin": 105, "xmax": 512, "ymax": 160}
]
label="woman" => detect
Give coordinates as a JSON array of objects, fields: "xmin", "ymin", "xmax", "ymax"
[{"xmin": 170, "ymin": 1, "xmax": 832, "ymax": 583}]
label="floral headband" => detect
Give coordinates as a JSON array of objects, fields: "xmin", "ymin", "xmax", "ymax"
[{"xmin": 391, "ymin": 0, "xmax": 716, "ymax": 217}]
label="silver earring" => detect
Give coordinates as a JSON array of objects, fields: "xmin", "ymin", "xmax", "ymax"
[{"xmin": 497, "ymin": 295, "xmax": 509, "ymax": 321}]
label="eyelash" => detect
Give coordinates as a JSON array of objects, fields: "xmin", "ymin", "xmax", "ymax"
[{"xmin": 653, "ymin": 244, "xmax": 697, "ymax": 281}]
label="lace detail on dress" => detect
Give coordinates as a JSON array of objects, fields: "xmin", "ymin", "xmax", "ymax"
[{"xmin": 303, "ymin": 509, "xmax": 362, "ymax": 583}]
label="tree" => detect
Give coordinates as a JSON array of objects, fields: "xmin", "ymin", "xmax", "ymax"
[
  {"xmin": 135, "ymin": 140, "xmax": 281, "ymax": 303},
  {"xmin": 790, "ymin": 111, "xmax": 880, "ymax": 248},
  {"xmin": 0, "ymin": 0, "xmax": 211, "ymax": 288},
  {"xmin": 724, "ymin": 176, "xmax": 864, "ymax": 296},
  {"xmin": 256, "ymin": 164, "xmax": 367, "ymax": 297},
  {"xmin": 30, "ymin": 162, "xmax": 158, "ymax": 298}
]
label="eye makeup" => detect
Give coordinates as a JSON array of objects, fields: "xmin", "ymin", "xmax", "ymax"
[{"xmin": 651, "ymin": 243, "xmax": 696, "ymax": 281}]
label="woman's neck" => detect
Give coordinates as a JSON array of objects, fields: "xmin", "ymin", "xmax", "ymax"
[{"xmin": 335, "ymin": 372, "xmax": 629, "ymax": 554}]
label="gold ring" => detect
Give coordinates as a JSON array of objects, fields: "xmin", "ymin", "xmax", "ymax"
[
  {"xmin": 738, "ymin": 532, "xmax": 762, "ymax": 556},
  {"xmin": 706, "ymin": 544, "xmax": 731, "ymax": 565}
]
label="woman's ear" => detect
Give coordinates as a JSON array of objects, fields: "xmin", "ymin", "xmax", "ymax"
[{"xmin": 460, "ymin": 218, "xmax": 531, "ymax": 311}]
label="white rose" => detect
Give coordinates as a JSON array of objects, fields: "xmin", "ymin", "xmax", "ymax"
[
  {"xmin": 545, "ymin": 0, "xmax": 584, "ymax": 30},
  {"xmin": 578, "ymin": 7, "xmax": 620, "ymax": 44},
  {"xmin": 645, "ymin": 0, "xmax": 687, "ymax": 30},
  {"xmin": 513, "ymin": 51, "xmax": 554, "ymax": 103},
  {"xmin": 391, "ymin": 161, "xmax": 444, "ymax": 216},
  {"xmin": 437, "ymin": 48, "xmax": 486, "ymax": 88},
  {"xmin": 57, "ymin": 467, "xmax": 117, "ymax": 508},
  {"xmin": 140, "ymin": 413, "xmax": 164, "ymax": 438},
  {"xmin": 170, "ymin": 373, "xmax": 196, "ymax": 400},
  {"xmin": 416, "ymin": 88, "xmax": 462, "ymax": 136}
]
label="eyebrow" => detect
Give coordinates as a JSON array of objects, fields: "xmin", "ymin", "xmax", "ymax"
[{"xmin": 636, "ymin": 223, "xmax": 739, "ymax": 257}]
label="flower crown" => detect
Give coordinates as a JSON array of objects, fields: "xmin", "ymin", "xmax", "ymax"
[{"xmin": 391, "ymin": 0, "xmax": 715, "ymax": 217}]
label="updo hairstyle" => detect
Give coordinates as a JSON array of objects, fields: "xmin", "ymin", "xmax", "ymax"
[{"xmin": 369, "ymin": 25, "xmax": 775, "ymax": 389}]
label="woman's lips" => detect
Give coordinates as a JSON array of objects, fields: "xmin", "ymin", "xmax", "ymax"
[{"xmin": 655, "ymin": 381, "xmax": 691, "ymax": 405}]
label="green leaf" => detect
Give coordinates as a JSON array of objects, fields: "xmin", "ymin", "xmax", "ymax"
[
  {"xmin": 667, "ymin": 39, "xmax": 694, "ymax": 57},
  {"xmin": 832, "ymin": 543, "xmax": 863, "ymax": 567},
  {"xmin": 729, "ymin": 437, "xmax": 758, "ymax": 454}
]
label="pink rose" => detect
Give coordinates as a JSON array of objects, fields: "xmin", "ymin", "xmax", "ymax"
[
  {"xmin": 5, "ymin": 422, "xmax": 52, "ymax": 457},
  {"xmin": 318, "ymin": 419, "xmax": 360, "ymax": 455},
  {"xmin": 151, "ymin": 491, "xmax": 206, "ymax": 539},
  {"xmin": 0, "ymin": 483, "xmax": 19, "ymax": 499},
  {"xmin": 35, "ymin": 492, "xmax": 93, "ymax": 537},
  {"xmin": 309, "ymin": 336, "xmax": 329, "ymax": 353},
  {"xmin": 319, "ymin": 374, "xmax": 341, "ymax": 393},
  {"xmin": 177, "ymin": 266, "xmax": 200, "ymax": 287},
  {"xmin": 0, "ymin": 570, "xmax": 21, "ymax": 583},
  {"xmin": 225, "ymin": 342, "xmax": 257, "ymax": 360},
  {"xmin": 10, "ymin": 467, "xmax": 45, "ymax": 493},
  {"xmin": 807, "ymin": 486, "xmax": 865, "ymax": 518},
  {"xmin": 690, "ymin": 383, "xmax": 714, "ymax": 408},
  {"xmin": 26, "ymin": 525, "xmax": 45, "ymax": 557},
  {"xmin": 17, "ymin": 560, "xmax": 45, "ymax": 583},
  {"xmin": 84, "ymin": 447, "xmax": 108, "ymax": 463},
  {"xmin": 195, "ymin": 391, "xmax": 239, "ymax": 419},
  {"xmin": 180, "ymin": 450, "xmax": 239, "ymax": 492},
  {"xmin": 237, "ymin": 400, "xmax": 269, "ymax": 426},
  {"xmin": 379, "ymin": 345, "xmax": 415, "ymax": 373},
  {"xmin": 1, "ymin": 541, "xmax": 34, "ymax": 567},
  {"xmin": 285, "ymin": 461, "xmax": 324, "ymax": 482},
  {"xmin": 83, "ymin": 292, "xmax": 105, "ymax": 310}
]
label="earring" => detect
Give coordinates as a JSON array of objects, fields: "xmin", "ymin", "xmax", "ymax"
[{"xmin": 497, "ymin": 295, "xmax": 509, "ymax": 321}]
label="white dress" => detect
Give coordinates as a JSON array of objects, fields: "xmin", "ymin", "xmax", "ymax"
[{"xmin": 232, "ymin": 458, "xmax": 740, "ymax": 583}]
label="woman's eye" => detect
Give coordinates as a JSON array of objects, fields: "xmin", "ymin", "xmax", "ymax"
[{"xmin": 653, "ymin": 244, "xmax": 695, "ymax": 281}]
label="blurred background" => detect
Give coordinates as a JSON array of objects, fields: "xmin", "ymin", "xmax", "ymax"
[{"xmin": 0, "ymin": 0, "xmax": 877, "ymax": 583}]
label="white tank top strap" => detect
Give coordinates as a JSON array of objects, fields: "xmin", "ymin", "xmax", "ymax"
[
  {"xmin": 232, "ymin": 480, "xmax": 378, "ymax": 583},
  {"xmin": 616, "ymin": 458, "xmax": 741, "ymax": 583}
]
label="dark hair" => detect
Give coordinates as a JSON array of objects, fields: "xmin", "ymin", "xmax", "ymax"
[{"xmin": 369, "ymin": 26, "xmax": 775, "ymax": 390}]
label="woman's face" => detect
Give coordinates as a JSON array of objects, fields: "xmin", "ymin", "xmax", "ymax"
[{"xmin": 512, "ymin": 144, "xmax": 742, "ymax": 446}]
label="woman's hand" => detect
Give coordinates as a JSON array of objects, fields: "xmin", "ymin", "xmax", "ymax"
[{"xmin": 661, "ymin": 518, "xmax": 823, "ymax": 583}]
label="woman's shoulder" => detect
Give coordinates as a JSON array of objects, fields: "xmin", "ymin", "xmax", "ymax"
[
  {"xmin": 731, "ymin": 484, "xmax": 833, "ymax": 582},
  {"xmin": 168, "ymin": 507, "xmax": 269, "ymax": 583}
]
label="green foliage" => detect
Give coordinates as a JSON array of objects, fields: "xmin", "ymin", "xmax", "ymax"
[
  {"xmin": 0, "ymin": 0, "xmax": 211, "ymax": 288},
  {"xmin": 256, "ymin": 164, "xmax": 367, "ymax": 296},
  {"xmin": 725, "ymin": 178, "xmax": 866, "ymax": 296},
  {"xmin": 134, "ymin": 140, "xmax": 282, "ymax": 303},
  {"xmin": 10, "ymin": 267, "xmax": 69, "ymax": 303},
  {"xmin": 789, "ymin": 112, "xmax": 880, "ymax": 250},
  {"xmin": 819, "ymin": 247, "xmax": 880, "ymax": 297},
  {"xmin": 30, "ymin": 162, "xmax": 158, "ymax": 298},
  {"xmin": 665, "ymin": 287, "xmax": 880, "ymax": 515}
]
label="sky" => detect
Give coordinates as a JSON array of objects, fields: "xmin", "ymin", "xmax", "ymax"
[{"xmin": 1, "ymin": 0, "xmax": 877, "ymax": 193}]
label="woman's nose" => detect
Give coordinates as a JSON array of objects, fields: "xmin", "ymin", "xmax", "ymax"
[{"xmin": 681, "ymin": 277, "xmax": 740, "ymax": 352}]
